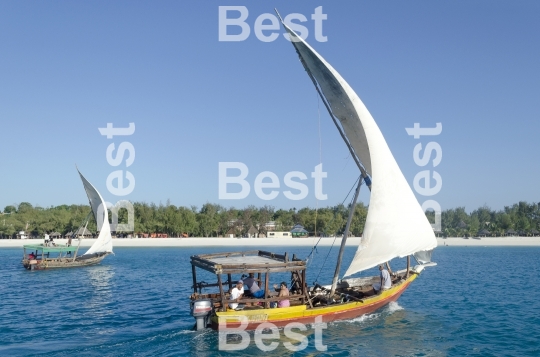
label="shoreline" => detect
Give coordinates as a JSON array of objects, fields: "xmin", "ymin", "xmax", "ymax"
[{"xmin": 1, "ymin": 237, "xmax": 540, "ymax": 248}]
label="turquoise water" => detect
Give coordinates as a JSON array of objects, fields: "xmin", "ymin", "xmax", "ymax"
[{"xmin": 1, "ymin": 245, "xmax": 539, "ymax": 356}]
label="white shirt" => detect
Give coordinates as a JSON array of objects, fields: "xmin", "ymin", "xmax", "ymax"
[
  {"xmin": 380, "ymin": 269, "xmax": 392, "ymax": 289},
  {"xmin": 229, "ymin": 286, "xmax": 244, "ymax": 309}
]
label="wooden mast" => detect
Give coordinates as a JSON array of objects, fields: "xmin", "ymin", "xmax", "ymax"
[
  {"xmin": 72, "ymin": 212, "xmax": 91, "ymax": 262},
  {"xmin": 330, "ymin": 177, "xmax": 363, "ymax": 297}
]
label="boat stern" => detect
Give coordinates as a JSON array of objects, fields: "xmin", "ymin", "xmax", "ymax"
[
  {"xmin": 191, "ymin": 298, "xmax": 214, "ymax": 331},
  {"xmin": 22, "ymin": 259, "xmax": 40, "ymax": 270}
]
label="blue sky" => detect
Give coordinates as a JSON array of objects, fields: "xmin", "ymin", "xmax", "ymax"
[{"xmin": 1, "ymin": 1, "xmax": 539, "ymax": 213}]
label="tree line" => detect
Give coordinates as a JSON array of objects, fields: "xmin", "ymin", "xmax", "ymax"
[
  {"xmin": 434, "ymin": 201, "xmax": 540, "ymax": 237},
  {"xmin": 1, "ymin": 201, "xmax": 539, "ymax": 238}
]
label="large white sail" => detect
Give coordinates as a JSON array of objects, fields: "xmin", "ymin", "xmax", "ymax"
[
  {"xmin": 280, "ymin": 20, "xmax": 437, "ymax": 276},
  {"xmin": 77, "ymin": 170, "xmax": 113, "ymax": 255}
]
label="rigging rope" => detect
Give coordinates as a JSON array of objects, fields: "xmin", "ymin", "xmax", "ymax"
[
  {"xmin": 313, "ymin": 93, "xmax": 322, "ymax": 241},
  {"xmin": 307, "ymin": 175, "xmax": 363, "ymax": 283}
]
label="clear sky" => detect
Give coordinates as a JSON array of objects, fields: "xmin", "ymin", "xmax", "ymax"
[{"xmin": 1, "ymin": 1, "xmax": 539, "ymax": 213}]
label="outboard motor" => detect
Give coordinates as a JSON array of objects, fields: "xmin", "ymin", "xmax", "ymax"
[{"xmin": 191, "ymin": 299, "xmax": 213, "ymax": 331}]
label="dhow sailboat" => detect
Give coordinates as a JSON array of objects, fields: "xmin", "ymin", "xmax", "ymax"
[
  {"xmin": 22, "ymin": 169, "xmax": 113, "ymax": 270},
  {"xmin": 188, "ymin": 13, "xmax": 437, "ymax": 330}
]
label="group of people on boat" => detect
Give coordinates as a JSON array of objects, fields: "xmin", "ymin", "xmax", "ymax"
[
  {"xmin": 44, "ymin": 236, "xmax": 56, "ymax": 247},
  {"xmin": 229, "ymin": 265, "xmax": 392, "ymax": 310},
  {"xmin": 229, "ymin": 273, "xmax": 290, "ymax": 310}
]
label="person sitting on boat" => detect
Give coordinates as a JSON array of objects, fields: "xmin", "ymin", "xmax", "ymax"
[
  {"xmin": 229, "ymin": 280, "xmax": 244, "ymax": 310},
  {"xmin": 243, "ymin": 273, "xmax": 265, "ymax": 298},
  {"xmin": 273, "ymin": 281, "xmax": 290, "ymax": 308},
  {"xmin": 28, "ymin": 252, "xmax": 36, "ymax": 260},
  {"xmin": 373, "ymin": 265, "xmax": 392, "ymax": 293}
]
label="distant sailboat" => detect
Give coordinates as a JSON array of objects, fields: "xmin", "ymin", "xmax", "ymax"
[
  {"xmin": 22, "ymin": 169, "xmax": 113, "ymax": 270},
  {"xmin": 77, "ymin": 169, "xmax": 113, "ymax": 259},
  {"xmin": 188, "ymin": 12, "xmax": 437, "ymax": 330}
]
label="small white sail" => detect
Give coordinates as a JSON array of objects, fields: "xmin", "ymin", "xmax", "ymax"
[
  {"xmin": 77, "ymin": 170, "xmax": 113, "ymax": 256},
  {"xmin": 413, "ymin": 249, "xmax": 435, "ymax": 265},
  {"xmin": 280, "ymin": 19, "xmax": 437, "ymax": 276}
]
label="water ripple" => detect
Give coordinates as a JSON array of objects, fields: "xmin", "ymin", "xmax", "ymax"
[{"xmin": 1, "ymin": 246, "xmax": 539, "ymax": 356}]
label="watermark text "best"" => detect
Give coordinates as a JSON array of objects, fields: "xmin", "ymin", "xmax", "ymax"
[
  {"xmin": 219, "ymin": 315, "xmax": 328, "ymax": 352},
  {"xmin": 219, "ymin": 162, "xmax": 327, "ymax": 201},
  {"xmin": 219, "ymin": 6, "xmax": 327, "ymax": 42}
]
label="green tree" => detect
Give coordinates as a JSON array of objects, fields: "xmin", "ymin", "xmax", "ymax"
[
  {"xmin": 350, "ymin": 203, "xmax": 368, "ymax": 236},
  {"xmin": 3, "ymin": 205, "xmax": 16, "ymax": 214},
  {"xmin": 468, "ymin": 216, "xmax": 480, "ymax": 237},
  {"xmin": 197, "ymin": 203, "xmax": 221, "ymax": 237}
]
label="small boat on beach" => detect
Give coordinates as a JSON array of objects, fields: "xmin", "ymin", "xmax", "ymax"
[
  {"xmin": 22, "ymin": 169, "xmax": 113, "ymax": 270},
  {"xmin": 189, "ymin": 11, "xmax": 437, "ymax": 331}
]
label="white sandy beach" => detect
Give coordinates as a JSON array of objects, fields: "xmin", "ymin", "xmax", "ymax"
[
  {"xmin": 1, "ymin": 236, "xmax": 540, "ymax": 248},
  {"xmin": 0, "ymin": 237, "xmax": 361, "ymax": 248},
  {"xmin": 436, "ymin": 237, "xmax": 540, "ymax": 246}
]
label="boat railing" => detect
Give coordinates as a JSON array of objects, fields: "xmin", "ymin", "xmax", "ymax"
[
  {"xmin": 191, "ymin": 291, "xmax": 307, "ymax": 310},
  {"xmin": 192, "ymin": 280, "xmax": 232, "ymax": 292},
  {"xmin": 236, "ymin": 294, "xmax": 301, "ymax": 306}
]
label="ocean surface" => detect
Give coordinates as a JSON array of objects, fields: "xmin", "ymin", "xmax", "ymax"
[{"xmin": 1, "ymin": 244, "xmax": 539, "ymax": 356}]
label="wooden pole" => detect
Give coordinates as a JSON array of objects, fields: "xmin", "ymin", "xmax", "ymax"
[
  {"xmin": 406, "ymin": 255, "xmax": 410, "ymax": 278},
  {"xmin": 217, "ymin": 274, "xmax": 226, "ymax": 312},
  {"xmin": 301, "ymin": 269, "xmax": 307, "ymax": 305},
  {"xmin": 191, "ymin": 264, "xmax": 198, "ymax": 293},
  {"xmin": 72, "ymin": 236, "xmax": 82, "ymax": 262},
  {"xmin": 264, "ymin": 271, "xmax": 270, "ymax": 309},
  {"xmin": 72, "ymin": 218, "xmax": 89, "ymax": 262},
  {"xmin": 386, "ymin": 261, "xmax": 392, "ymax": 274},
  {"xmin": 330, "ymin": 178, "xmax": 363, "ymax": 297},
  {"xmin": 227, "ymin": 273, "xmax": 233, "ymax": 291}
]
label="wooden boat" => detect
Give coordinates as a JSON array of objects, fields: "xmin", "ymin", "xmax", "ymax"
[
  {"xmin": 190, "ymin": 250, "xmax": 427, "ymax": 330},
  {"xmin": 22, "ymin": 245, "xmax": 109, "ymax": 270},
  {"xmin": 22, "ymin": 169, "xmax": 113, "ymax": 270},
  {"xmin": 189, "ymin": 11, "xmax": 437, "ymax": 331}
]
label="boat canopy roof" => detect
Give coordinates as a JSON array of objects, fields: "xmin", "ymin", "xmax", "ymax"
[
  {"xmin": 24, "ymin": 244, "xmax": 76, "ymax": 253},
  {"xmin": 191, "ymin": 250, "xmax": 305, "ymax": 275}
]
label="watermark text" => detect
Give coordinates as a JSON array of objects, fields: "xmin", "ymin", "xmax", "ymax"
[
  {"xmin": 219, "ymin": 315, "xmax": 327, "ymax": 352},
  {"xmin": 98, "ymin": 123, "xmax": 136, "ymax": 232},
  {"xmin": 406, "ymin": 123, "xmax": 442, "ymax": 231},
  {"xmin": 219, "ymin": 6, "xmax": 327, "ymax": 42},
  {"xmin": 219, "ymin": 162, "xmax": 327, "ymax": 201}
]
